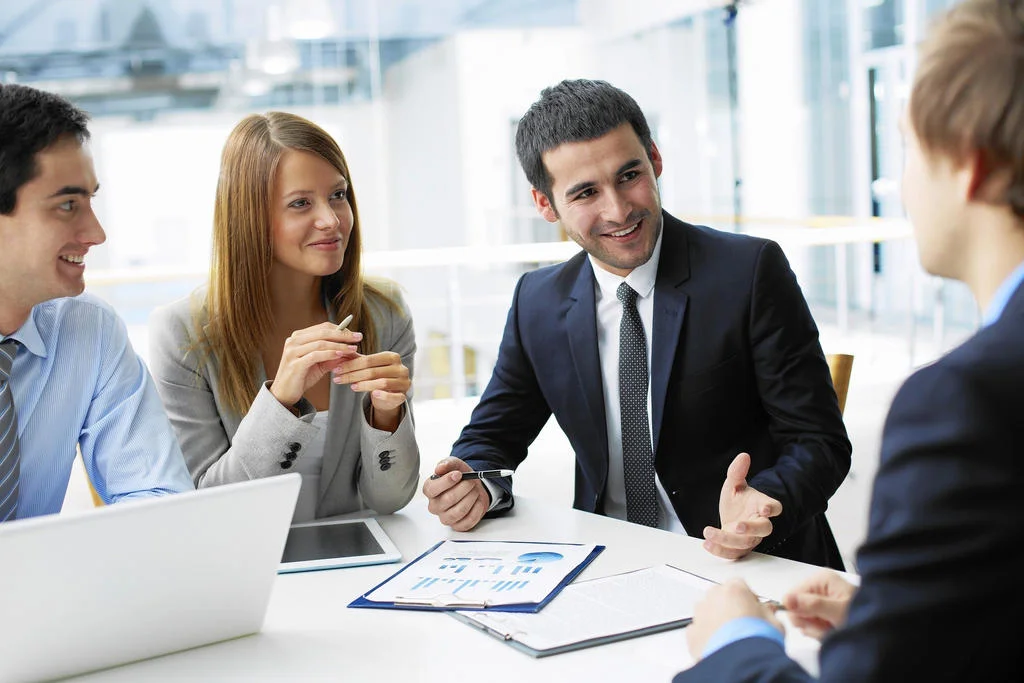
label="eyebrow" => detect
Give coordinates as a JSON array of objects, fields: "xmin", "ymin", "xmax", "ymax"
[
  {"xmin": 563, "ymin": 159, "xmax": 643, "ymax": 200},
  {"xmin": 48, "ymin": 184, "xmax": 99, "ymax": 199},
  {"xmin": 282, "ymin": 181, "xmax": 348, "ymax": 198}
]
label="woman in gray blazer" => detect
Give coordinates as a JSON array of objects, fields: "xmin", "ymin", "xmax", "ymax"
[{"xmin": 149, "ymin": 112, "xmax": 419, "ymax": 520}]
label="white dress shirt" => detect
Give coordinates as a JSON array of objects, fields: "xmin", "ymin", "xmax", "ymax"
[
  {"xmin": 291, "ymin": 410, "xmax": 329, "ymax": 523},
  {"xmin": 484, "ymin": 231, "xmax": 686, "ymax": 532},
  {"xmin": 588, "ymin": 230, "xmax": 685, "ymax": 533}
]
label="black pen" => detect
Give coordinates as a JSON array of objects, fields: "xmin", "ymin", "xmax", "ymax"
[{"xmin": 430, "ymin": 469, "xmax": 514, "ymax": 480}]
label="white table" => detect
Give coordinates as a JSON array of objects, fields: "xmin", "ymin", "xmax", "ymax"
[{"xmin": 72, "ymin": 497, "xmax": 826, "ymax": 682}]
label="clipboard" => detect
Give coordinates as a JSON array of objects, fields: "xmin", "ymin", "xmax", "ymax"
[
  {"xmin": 348, "ymin": 540, "xmax": 604, "ymax": 613},
  {"xmin": 448, "ymin": 564, "xmax": 717, "ymax": 657}
]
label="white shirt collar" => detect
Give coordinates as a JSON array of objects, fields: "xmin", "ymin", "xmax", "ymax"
[{"xmin": 589, "ymin": 226, "xmax": 664, "ymax": 301}]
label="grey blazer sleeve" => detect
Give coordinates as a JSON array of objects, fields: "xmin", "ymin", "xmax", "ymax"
[
  {"xmin": 325, "ymin": 290, "xmax": 420, "ymax": 517},
  {"xmin": 148, "ymin": 296, "xmax": 319, "ymax": 488}
]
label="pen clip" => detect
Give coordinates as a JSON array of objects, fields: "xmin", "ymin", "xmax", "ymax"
[{"xmin": 394, "ymin": 593, "xmax": 490, "ymax": 608}]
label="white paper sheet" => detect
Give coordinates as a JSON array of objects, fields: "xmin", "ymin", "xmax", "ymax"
[
  {"xmin": 366, "ymin": 540, "xmax": 599, "ymax": 607},
  {"xmin": 456, "ymin": 564, "xmax": 714, "ymax": 652}
]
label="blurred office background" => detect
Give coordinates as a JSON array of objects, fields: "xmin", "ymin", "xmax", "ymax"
[{"xmin": 1, "ymin": 0, "xmax": 969, "ymax": 568}]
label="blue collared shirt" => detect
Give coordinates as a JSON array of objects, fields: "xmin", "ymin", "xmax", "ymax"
[
  {"xmin": 701, "ymin": 615, "xmax": 785, "ymax": 659},
  {"xmin": 982, "ymin": 260, "xmax": 1024, "ymax": 326},
  {"xmin": 2, "ymin": 294, "xmax": 193, "ymax": 519}
]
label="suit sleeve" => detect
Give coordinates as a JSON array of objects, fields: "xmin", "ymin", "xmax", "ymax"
[
  {"xmin": 148, "ymin": 301, "xmax": 318, "ymax": 488},
  {"xmin": 673, "ymin": 637, "xmax": 811, "ymax": 683},
  {"xmin": 677, "ymin": 358, "xmax": 1018, "ymax": 682},
  {"xmin": 744, "ymin": 241, "xmax": 852, "ymax": 550},
  {"xmin": 813, "ymin": 359, "xmax": 1016, "ymax": 680},
  {"xmin": 449, "ymin": 274, "xmax": 553, "ymax": 509}
]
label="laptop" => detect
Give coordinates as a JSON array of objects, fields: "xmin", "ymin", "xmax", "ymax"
[{"xmin": 0, "ymin": 473, "xmax": 300, "ymax": 683}]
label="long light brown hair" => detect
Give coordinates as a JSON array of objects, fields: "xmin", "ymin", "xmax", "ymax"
[{"xmin": 197, "ymin": 111, "xmax": 396, "ymax": 414}]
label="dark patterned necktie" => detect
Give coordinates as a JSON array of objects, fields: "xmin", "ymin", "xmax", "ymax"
[
  {"xmin": 0, "ymin": 339, "xmax": 21, "ymax": 522},
  {"xmin": 617, "ymin": 283, "xmax": 658, "ymax": 527}
]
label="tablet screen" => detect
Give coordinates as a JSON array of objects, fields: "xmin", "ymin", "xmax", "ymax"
[{"xmin": 282, "ymin": 521, "xmax": 384, "ymax": 563}]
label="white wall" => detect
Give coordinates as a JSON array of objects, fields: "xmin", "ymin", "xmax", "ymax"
[
  {"xmin": 382, "ymin": 39, "xmax": 465, "ymax": 250},
  {"xmin": 736, "ymin": 0, "xmax": 813, "ymax": 279},
  {"xmin": 452, "ymin": 28, "xmax": 587, "ymax": 247}
]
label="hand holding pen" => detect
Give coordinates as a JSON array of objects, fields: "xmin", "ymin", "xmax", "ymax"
[
  {"xmin": 329, "ymin": 315, "xmax": 411, "ymax": 431},
  {"xmin": 269, "ymin": 315, "xmax": 362, "ymax": 408},
  {"xmin": 429, "ymin": 468, "xmax": 514, "ymax": 481},
  {"xmin": 423, "ymin": 457, "xmax": 507, "ymax": 532},
  {"xmin": 779, "ymin": 569, "xmax": 856, "ymax": 640}
]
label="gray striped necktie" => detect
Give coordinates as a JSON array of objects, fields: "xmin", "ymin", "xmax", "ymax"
[
  {"xmin": 0, "ymin": 339, "xmax": 21, "ymax": 522},
  {"xmin": 617, "ymin": 283, "xmax": 658, "ymax": 527}
]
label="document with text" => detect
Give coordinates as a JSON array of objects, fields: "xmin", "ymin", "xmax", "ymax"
[
  {"xmin": 451, "ymin": 564, "xmax": 715, "ymax": 657},
  {"xmin": 349, "ymin": 540, "xmax": 604, "ymax": 612}
]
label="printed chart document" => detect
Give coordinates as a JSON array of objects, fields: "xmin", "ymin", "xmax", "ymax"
[
  {"xmin": 349, "ymin": 540, "xmax": 603, "ymax": 613},
  {"xmin": 450, "ymin": 564, "xmax": 715, "ymax": 657}
]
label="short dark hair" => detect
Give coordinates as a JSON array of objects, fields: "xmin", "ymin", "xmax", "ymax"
[
  {"xmin": 514, "ymin": 79, "xmax": 654, "ymax": 203},
  {"xmin": 0, "ymin": 84, "xmax": 91, "ymax": 215}
]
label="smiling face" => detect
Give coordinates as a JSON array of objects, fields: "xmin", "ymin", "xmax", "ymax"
[
  {"xmin": 0, "ymin": 136, "xmax": 104, "ymax": 333},
  {"xmin": 532, "ymin": 123, "xmax": 663, "ymax": 277},
  {"xmin": 270, "ymin": 147, "xmax": 353, "ymax": 282}
]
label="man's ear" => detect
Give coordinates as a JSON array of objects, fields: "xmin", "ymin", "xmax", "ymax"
[
  {"xmin": 531, "ymin": 188, "xmax": 559, "ymax": 223},
  {"xmin": 965, "ymin": 149, "xmax": 1010, "ymax": 205},
  {"xmin": 650, "ymin": 141, "xmax": 664, "ymax": 179}
]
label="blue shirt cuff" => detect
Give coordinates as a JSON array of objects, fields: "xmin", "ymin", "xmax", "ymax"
[{"xmin": 701, "ymin": 616, "xmax": 784, "ymax": 659}]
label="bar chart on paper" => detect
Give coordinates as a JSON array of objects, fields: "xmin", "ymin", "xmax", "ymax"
[{"xmin": 364, "ymin": 541, "xmax": 600, "ymax": 606}]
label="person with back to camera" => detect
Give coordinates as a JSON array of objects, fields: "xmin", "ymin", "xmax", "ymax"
[
  {"xmin": 679, "ymin": 1, "xmax": 1024, "ymax": 679},
  {"xmin": 149, "ymin": 112, "xmax": 419, "ymax": 521}
]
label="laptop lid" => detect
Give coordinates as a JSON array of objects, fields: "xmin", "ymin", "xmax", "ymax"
[{"xmin": 0, "ymin": 473, "xmax": 300, "ymax": 683}]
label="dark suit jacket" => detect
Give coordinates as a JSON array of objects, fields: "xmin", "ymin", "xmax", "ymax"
[
  {"xmin": 452, "ymin": 212, "xmax": 851, "ymax": 568},
  {"xmin": 675, "ymin": 279, "xmax": 1024, "ymax": 681}
]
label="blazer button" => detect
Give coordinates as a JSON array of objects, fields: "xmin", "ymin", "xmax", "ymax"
[
  {"xmin": 280, "ymin": 461, "xmax": 293, "ymax": 469},
  {"xmin": 289, "ymin": 442, "xmax": 301, "ymax": 452},
  {"xmin": 380, "ymin": 463, "xmax": 391, "ymax": 471},
  {"xmin": 379, "ymin": 450, "xmax": 391, "ymax": 459},
  {"xmin": 285, "ymin": 452, "xmax": 298, "ymax": 461}
]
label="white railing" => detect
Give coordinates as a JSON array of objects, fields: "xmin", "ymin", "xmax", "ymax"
[{"xmin": 86, "ymin": 219, "xmax": 929, "ymax": 399}]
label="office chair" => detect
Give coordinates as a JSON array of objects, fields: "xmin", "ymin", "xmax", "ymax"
[
  {"xmin": 826, "ymin": 353, "xmax": 854, "ymax": 416},
  {"xmin": 88, "ymin": 479, "xmax": 104, "ymax": 507}
]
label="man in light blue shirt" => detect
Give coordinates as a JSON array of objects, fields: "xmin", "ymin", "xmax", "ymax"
[{"xmin": 0, "ymin": 83, "xmax": 193, "ymax": 521}]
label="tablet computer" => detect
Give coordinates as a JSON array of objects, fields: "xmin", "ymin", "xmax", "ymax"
[{"xmin": 279, "ymin": 517, "xmax": 402, "ymax": 574}]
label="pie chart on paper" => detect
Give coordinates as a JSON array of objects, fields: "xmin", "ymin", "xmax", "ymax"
[{"xmin": 516, "ymin": 551, "xmax": 564, "ymax": 563}]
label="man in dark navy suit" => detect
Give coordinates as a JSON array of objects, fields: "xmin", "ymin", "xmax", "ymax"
[
  {"xmin": 678, "ymin": 1, "xmax": 1024, "ymax": 680},
  {"xmin": 422, "ymin": 79, "xmax": 851, "ymax": 569}
]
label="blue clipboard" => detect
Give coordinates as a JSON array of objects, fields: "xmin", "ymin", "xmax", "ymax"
[{"xmin": 348, "ymin": 540, "xmax": 605, "ymax": 613}]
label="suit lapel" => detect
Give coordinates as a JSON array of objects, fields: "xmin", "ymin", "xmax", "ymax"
[
  {"xmin": 565, "ymin": 257, "xmax": 609, "ymax": 463},
  {"xmin": 650, "ymin": 215, "xmax": 691, "ymax": 456}
]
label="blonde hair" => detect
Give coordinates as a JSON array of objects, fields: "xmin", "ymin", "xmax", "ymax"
[
  {"xmin": 910, "ymin": 0, "xmax": 1024, "ymax": 218},
  {"xmin": 199, "ymin": 112, "xmax": 396, "ymax": 414}
]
